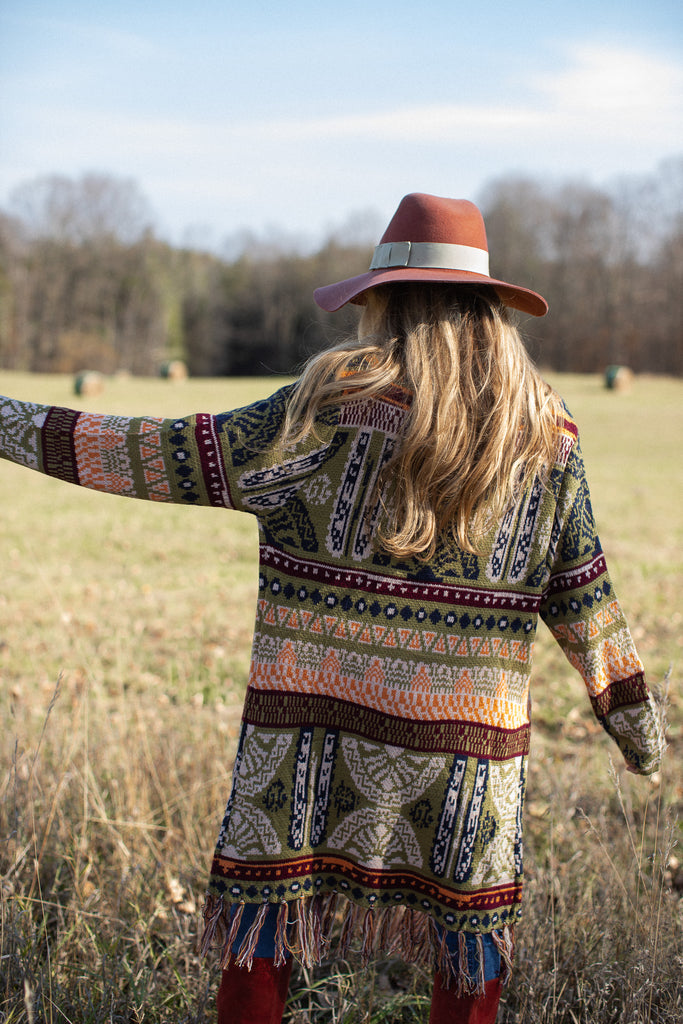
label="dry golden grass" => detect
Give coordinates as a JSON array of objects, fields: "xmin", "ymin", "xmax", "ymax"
[{"xmin": 0, "ymin": 371, "xmax": 681, "ymax": 1022}]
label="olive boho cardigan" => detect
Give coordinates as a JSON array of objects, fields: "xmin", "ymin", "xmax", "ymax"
[{"xmin": 0, "ymin": 385, "xmax": 664, "ymax": 988}]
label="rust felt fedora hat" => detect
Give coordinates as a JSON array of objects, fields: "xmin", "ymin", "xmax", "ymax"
[{"xmin": 314, "ymin": 192, "xmax": 548, "ymax": 317}]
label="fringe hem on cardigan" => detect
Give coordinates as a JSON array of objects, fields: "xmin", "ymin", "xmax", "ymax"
[{"xmin": 200, "ymin": 892, "xmax": 514, "ymax": 996}]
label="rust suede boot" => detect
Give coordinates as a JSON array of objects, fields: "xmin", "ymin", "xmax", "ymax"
[
  {"xmin": 429, "ymin": 974, "xmax": 502, "ymax": 1024},
  {"xmin": 216, "ymin": 958, "xmax": 293, "ymax": 1024}
]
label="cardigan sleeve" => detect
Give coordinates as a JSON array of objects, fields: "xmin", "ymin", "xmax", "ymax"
[
  {"xmin": 0, "ymin": 386, "xmax": 302, "ymax": 512},
  {"xmin": 539, "ymin": 438, "xmax": 665, "ymax": 775}
]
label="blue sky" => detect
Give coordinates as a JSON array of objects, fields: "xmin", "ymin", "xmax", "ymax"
[{"xmin": 1, "ymin": 1, "xmax": 681, "ymax": 249}]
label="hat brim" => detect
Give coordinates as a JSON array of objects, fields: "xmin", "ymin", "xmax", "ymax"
[{"xmin": 314, "ymin": 267, "xmax": 548, "ymax": 317}]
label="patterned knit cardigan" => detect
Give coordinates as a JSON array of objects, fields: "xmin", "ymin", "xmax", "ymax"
[{"xmin": 0, "ymin": 384, "xmax": 664, "ymax": 989}]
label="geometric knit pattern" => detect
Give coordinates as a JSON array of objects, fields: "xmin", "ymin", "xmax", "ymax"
[{"xmin": 0, "ymin": 386, "xmax": 665, "ymax": 978}]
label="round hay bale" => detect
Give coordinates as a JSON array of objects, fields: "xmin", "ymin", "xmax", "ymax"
[
  {"xmin": 160, "ymin": 359, "xmax": 188, "ymax": 381},
  {"xmin": 74, "ymin": 370, "xmax": 105, "ymax": 397},
  {"xmin": 604, "ymin": 365, "xmax": 634, "ymax": 392}
]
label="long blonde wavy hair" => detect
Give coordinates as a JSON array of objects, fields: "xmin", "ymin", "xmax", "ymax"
[{"xmin": 282, "ymin": 283, "xmax": 563, "ymax": 558}]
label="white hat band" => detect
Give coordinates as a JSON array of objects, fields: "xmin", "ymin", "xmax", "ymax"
[{"xmin": 369, "ymin": 240, "xmax": 490, "ymax": 276}]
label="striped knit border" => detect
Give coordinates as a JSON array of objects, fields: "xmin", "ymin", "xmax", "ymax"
[
  {"xmin": 590, "ymin": 672, "xmax": 650, "ymax": 717},
  {"xmin": 260, "ymin": 544, "xmax": 542, "ymax": 612},
  {"xmin": 210, "ymin": 852, "xmax": 522, "ymax": 913},
  {"xmin": 242, "ymin": 687, "xmax": 530, "ymax": 760},
  {"xmin": 42, "ymin": 407, "xmax": 80, "ymax": 484}
]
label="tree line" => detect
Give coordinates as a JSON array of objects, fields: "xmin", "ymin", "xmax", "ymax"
[{"xmin": 0, "ymin": 160, "xmax": 681, "ymax": 378}]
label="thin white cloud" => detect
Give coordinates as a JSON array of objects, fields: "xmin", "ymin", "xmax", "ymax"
[
  {"xmin": 8, "ymin": 40, "xmax": 679, "ymax": 157},
  {"xmin": 531, "ymin": 43, "xmax": 682, "ymax": 118},
  {"xmin": 1, "ymin": 39, "xmax": 680, "ymax": 241},
  {"xmin": 256, "ymin": 43, "xmax": 682, "ymax": 147},
  {"xmin": 247, "ymin": 104, "xmax": 543, "ymax": 142},
  {"xmin": 4, "ymin": 40, "xmax": 681, "ymax": 155}
]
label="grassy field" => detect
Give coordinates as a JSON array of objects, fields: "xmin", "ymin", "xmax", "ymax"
[{"xmin": 0, "ymin": 370, "xmax": 681, "ymax": 1023}]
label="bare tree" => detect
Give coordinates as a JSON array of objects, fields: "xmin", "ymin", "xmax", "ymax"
[
  {"xmin": 9, "ymin": 173, "xmax": 154, "ymax": 245},
  {"xmin": 1, "ymin": 164, "xmax": 681, "ymax": 377},
  {"xmin": 2, "ymin": 175, "xmax": 164, "ymax": 373}
]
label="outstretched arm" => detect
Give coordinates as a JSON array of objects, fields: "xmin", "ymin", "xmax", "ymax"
[{"xmin": 0, "ymin": 395, "xmax": 240, "ymax": 509}]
